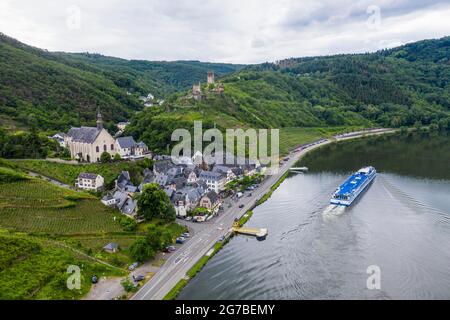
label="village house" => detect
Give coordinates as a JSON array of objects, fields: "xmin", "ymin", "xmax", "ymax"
[
  {"xmin": 199, "ymin": 170, "xmax": 227, "ymax": 193},
  {"xmin": 212, "ymin": 165, "xmax": 236, "ymax": 183},
  {"xmin": 50, "ymin": 133, "xmax": 67, "ymax": 148},
  {"xmin": 116, "ymin": 171, "xmax": 137, "ymax": 193},
  {"xmin": 65, "ymin": 109, "xmax": 117, "ymax": 163},
  {"xmin": 199, "ymin": 190, "xmax": 222, "ymax": 213},
  {"xmin": 75, "ymin": 173, "xmax": 104, "ymax": 191},
  {"xmin": 117, "ymin": 122, "xmax": 130, "ymax": 132},
  {"xmin": 116, "ymin": 136, "xmax": 149, "ymax": 159},
  {"xmin": 171, "ymin": 183, "xmax": 206, "ymax": 217},
  {"xmin": 103, "ymin": 242, "xmax": 119, "ymax": 253}
]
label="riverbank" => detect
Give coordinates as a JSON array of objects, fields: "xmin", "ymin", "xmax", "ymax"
[{"xmin": 132, "ymin": 128, "xmax": 397, "ymax": 300}]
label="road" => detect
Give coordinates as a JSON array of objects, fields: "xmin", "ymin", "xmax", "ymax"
[{"xmin": 131, "ymin": 128, "xmax": 396, "ymax": 300}]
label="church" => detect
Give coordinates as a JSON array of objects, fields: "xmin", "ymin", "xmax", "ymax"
[{"xmin": 65, "ymin": 109, "xmax": 117, "ymax": 163}]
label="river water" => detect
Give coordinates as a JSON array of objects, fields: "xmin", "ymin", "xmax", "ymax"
[{"xmin": 179, "ymin": 132, "xmax": 450, "ymax": 300}]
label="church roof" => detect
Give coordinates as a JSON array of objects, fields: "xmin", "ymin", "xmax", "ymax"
[
  {"xmin": 67, "ymin": 127, "xmax": 101, "ymax": 144},
  {"xmin": 117, "ymin": 136, "xmax": 136, "ymax": 149}
]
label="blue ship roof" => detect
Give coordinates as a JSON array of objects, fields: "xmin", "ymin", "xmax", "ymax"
[{"xmin": 335, "ymin": 170, "xmax": 371, "ymax": 196}]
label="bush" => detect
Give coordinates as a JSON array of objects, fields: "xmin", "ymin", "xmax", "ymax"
[
  {"xmin": 100, "ymin": 152, "xmax": 112, "ymax": 163},
  {"xmin": 129, "ymin": 238, "xmax": 155, "ymax": 262}
]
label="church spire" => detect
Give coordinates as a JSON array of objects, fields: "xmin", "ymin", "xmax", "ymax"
[{"xmin": 96, "ymin": 107, "xmax": 103, "ymax": 130}]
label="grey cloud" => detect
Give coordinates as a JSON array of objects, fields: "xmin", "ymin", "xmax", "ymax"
[{"xmin": 0, "ymin": 0, "xmax": 449, "ymax": 63}]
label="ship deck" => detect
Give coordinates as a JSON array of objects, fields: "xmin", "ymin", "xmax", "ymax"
[{"xmin": 336, "ymin": 173, "xmax": 370, "ymax": 196}]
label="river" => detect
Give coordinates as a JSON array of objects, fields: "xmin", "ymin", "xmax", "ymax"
[{"xmin": 178, "ymin": 131, "xmax": 450, "ymax": 300}]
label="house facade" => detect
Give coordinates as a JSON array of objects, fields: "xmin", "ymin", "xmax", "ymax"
[
  {"xmin": 65, "ymin": 110, "xmax": 117, "ymax": 163},
  {"xmin": 116, "ymin": 136, "xmax": 149, "ymax": 159},
  {"xmin": 199, "ymin": 191, "xmax": 221, "ymax": 212},
  {"xmin": 199, "ymin": 170, "xmax": 227, "ymax": 193},
  {"xmin": 75, "ymin": 173, "xmax": 104, "ymax": 191}
]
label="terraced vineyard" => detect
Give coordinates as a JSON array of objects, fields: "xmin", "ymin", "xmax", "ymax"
[{"xmin": 0, "ymin": 179, "xmax": 122, "ymax": 234}]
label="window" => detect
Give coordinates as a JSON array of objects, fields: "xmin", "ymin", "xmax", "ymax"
[
  {"xmin": 111, "ymin": 144, "xmax": 114, "ymax": 151},
  {"xmin": 96, "ymin": 146, "xmax": 99, "ymax": 153},
  {"xmin": 103, "ymin": 145, "xmax": 107, "ymax": 152}
]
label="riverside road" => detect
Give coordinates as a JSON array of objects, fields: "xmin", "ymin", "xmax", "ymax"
[{"xmin": 131, "ymin": 129, "xmax": 395, "ymax": 300}]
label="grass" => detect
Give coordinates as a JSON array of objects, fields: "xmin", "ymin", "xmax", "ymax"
[
  {"xmin": 0, "ymin": 229, "xmax": 125, "ymax": 300},
  {"xmin": 10, "ymin": 159, "xmax": 149, "ymax": 187},
  {"xmin": 163, "ymin": 278, "xmax": 189, "ymax": 301},
  {"xmin": 278, "ymin": 126, "xmax": 365, "ymax": 155}
]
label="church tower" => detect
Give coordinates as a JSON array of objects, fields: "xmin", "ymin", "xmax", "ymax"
[{"xmin": 96, "ymin": 107, "xmax": 103, "ymax": 130}]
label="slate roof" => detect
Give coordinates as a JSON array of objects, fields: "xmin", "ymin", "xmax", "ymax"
[
  {"xmin": 67, "ymin": 127, "xmax": 101, "ymax": 144},
  {"xmin": 154, "ymin": 160, "xmax": 176, "ymax": 174},
  {"xmin": 116, "ymin": 136, "xmax": 136, "ymax": 149},
  {"xmin": 113, "ymin": 191, "xmax": 128, "ymax": 209},
  {"xmin": 103, "ymin": 243, "xmax": 119, "ymax": 251},
  {"xmin": 164, "ymin": 188, "xmax": 174, "ymax": 199},
  {"xmin": 136, "ymin": 141, "xmax": 148, "ymax": 149},
  {"xmin": 122, "ymin": 198, "xmax": 137, "ymax": 215},
  {"xmin": 78, "ymin": 173, "xmax": 99, "ymax": 180},
  {"xmin": 204, "ymin": 190, "xmax": 220, "ymax": 205},
  {"xmin": 117, "ymin": 171, "xmax": 133, "ymax": 190},
  {"xmin": 199, "ymin": 171, "xmax": 225, "ymax": 181}
]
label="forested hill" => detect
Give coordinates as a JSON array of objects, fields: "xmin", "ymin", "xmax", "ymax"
[
  {"xmin": 124, "ymin": 37, "xmax": 450, "ymax": 152},
  {"xmin": 0, "ymin": 33, "xmax": 245, "ymax": 131}
]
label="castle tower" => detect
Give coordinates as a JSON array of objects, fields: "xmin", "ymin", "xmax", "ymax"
[
  {"xmin": 96, "ymin": 107, "xmax": 103, "ymax": 130},
  {"xmin": 207, "ymin": 71, "xmax": 215, "ymax": 84}
]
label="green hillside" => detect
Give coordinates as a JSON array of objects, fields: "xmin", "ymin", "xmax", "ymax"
[
  {"xmin": 0, "ymin": 33, "xmax": 244, "ymax": 131},
  {"xmin": 124, "ymin": 37, "xmax": 450, "ymax": 152}
]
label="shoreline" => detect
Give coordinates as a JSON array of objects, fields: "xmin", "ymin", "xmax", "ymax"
[{"xmin": 131, "ymin": 128, "xmax": 397, "ymax": 300}]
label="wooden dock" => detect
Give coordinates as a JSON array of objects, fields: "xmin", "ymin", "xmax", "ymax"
[{"xmin": 232, "ymin": 222, "xmax": 268, "ymax": 240}]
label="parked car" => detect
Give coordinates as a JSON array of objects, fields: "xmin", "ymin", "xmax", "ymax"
[
  {"xmin": 164, "ymin": 246, "xmax": 176, "ymax": 253},
  {"xmin": 91, "ymin": 275, "xmax": 98, "ymax": 284},
  {"xmin": 128, "ymin": 262, "xmax": 139, "ymax": 271},
  {"xmin": 176, "ymin": 237, "xmax": 186, "ymax": 244},
  {"xmin": 181, "ymin": 232, "xmax": 190, "ymax": 238},
  {"xmin": 239, "ymin": 204, "xmax": 245, "ymax": 208},
  {"xmin": 185, "ymin": 216, "xmax": 192, "ymax": 221},
  {"xmin": 219, "ymin": 236, "xmax": 225, "ymax": 242},
  {"xmin": 133, "ymin": 275, "xmax": 145, "ymax": 282}
]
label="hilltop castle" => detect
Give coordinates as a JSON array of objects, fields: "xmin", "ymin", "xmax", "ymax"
[{"xmin": 191, "ymin": 71, "xmax": 224, "ymax": 100}]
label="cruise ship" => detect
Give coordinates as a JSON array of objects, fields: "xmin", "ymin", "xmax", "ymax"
[{"xmin": 330, "ymin": 166, "xmax": 377, "ymax": 206}]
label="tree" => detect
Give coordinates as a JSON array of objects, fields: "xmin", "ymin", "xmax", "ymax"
[
  {"xmin": 136, "ymin": 183, "xmax": 176, "ymax": 221},
  {"xmin": 100, "ymin": 152, "xmax": 111, "ymax": 163},
  {"xmin": 113, "ymin": 153, "xmax": 122, "ymax": 162},
  {"xmin": 129, "ymin": 238, "xmax": 155, "ymax": 262}
]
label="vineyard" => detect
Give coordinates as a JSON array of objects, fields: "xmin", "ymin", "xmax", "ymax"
[
  {"xmin": 0, "ymin": 179, "xmax": 122, "ymax": 234},
  {"xmin": 11, "ymin": 159, "xmax": 150, "ymax": 187}
]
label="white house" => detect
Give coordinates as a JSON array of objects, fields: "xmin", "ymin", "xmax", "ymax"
[
  {"xmin": 75, "ymin": 173, "xmax": 104, "ymax": 191},
  {"xmin": 117, "ymin": 122, "xmax": 130, "ymax": 132},
  {"xmin": 199, "ymin": 171, "xmax": 227, "ymax": 193},
  {"xmin": 51, "ymin": 133, "xmax": 67, "ymax": 148}
]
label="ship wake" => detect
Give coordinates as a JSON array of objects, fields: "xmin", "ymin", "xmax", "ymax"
[{"xmin": 322, "ymin": 204, "xmax": 346, "ymax": 221}]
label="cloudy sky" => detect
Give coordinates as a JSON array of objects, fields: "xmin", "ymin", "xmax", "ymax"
[{"xmin": 1, "ymin": 0, "xmax": 449, "ymax": 63}]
